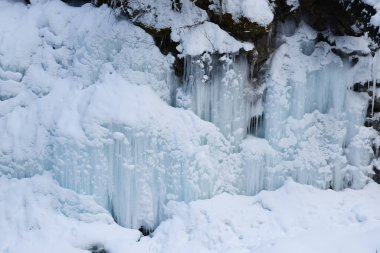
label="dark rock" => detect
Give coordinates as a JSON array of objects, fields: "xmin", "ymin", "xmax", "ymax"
[
  {"xmin": 373, "ymin": 167, "xmax": 380, "ymax": 184},
  {"xmin": 366, "ymin": 96, "xmax": 380, "ymax": 118},
  {"xmin": 61, "ymin": 0, "xmax": 91, "ymax": 7},
  {"xmin": 89, "ymin": 245, "xmax": 107, "ymax": 253},
  {"xmin": 365, "ymin": 118, "xmax": 380, "ymax": 132},
  {"xmin": 299, "ymin": 0, "xmax": 379, "ymax": 45},
  {"xmin": 171, "ymin": 0, "xmax": 182, "ymax": 12},
  {"xmin": 139, "ymin": 226, "xmax": 153, "ymax": 236},
  {"xmin": 352, "ymin": 82, "xmax": 380, "ymax": 93}
]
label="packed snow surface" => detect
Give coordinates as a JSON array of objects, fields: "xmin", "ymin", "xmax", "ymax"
[{"xmin": 1, "ymin": 175, "xmax": 380, "ymax": 253}]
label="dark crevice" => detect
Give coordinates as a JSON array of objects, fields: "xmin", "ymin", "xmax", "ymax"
[{"xmin": 139, "ymin": 226, "xmax": 153, "ymax": 236}]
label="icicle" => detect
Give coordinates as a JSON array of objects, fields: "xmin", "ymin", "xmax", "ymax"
[
  {"xmin": 181, "ymin": 52, "xmax": 261, "ymax": 146},
  {"xmin": 371, "ymin": 52, "xmax": 378, "ymax": 117}
]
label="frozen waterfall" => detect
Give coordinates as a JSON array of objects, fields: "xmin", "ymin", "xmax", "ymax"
[
  {"xmin": 0, "ymin": 1, "xmax": 379, "ymax": 230},
  {"xmin": 177, "ymin": 52, "xmax": 263, "ymax": 146}
]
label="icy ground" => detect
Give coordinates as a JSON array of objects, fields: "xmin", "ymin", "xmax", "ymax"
[{"xmin": 1, "ymin": 174, "xmax": 380, "ymax": 253}]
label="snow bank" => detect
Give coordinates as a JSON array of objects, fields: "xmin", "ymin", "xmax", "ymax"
[
  {"xmin": 2, "ymin": 175, "xmax": 380, "ymax": 253},
  {"xmin": 0, "ymin": 174, "xmax": 141, "ymax": 253},
  {"xmin": 149, "ymin": 180, "xmax": 380, "ymax": 253}
]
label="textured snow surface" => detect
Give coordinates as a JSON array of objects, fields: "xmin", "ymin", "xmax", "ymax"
[
  {"xmin": 209, "ymin": 0, "xmax": 274, "ymax": 26},
  {"xmin": 172, "ymin": 21, "xmax": 254, "ymax": 56},
  {"xmin": 0, "ymin": 174, "xmax": 141, "ymax": 253},
  {"xmin": 1, "ymin": 175, "xmax": 380, "ymax": 253},
  {"xmin": 124, "ymin": 0, "xmax": 208, "ymax": 30},
  {"xmin": 125, "ymin": 0, "xmax": 255, "ymax": 56},
  {"xmin": 152, "ymin": 180, "xmax": 380, "ymax": 253}
]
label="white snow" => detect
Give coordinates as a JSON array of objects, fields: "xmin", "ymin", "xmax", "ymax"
[
  {"xmin": 332, "ymin": 35, "xmax": 372, "ymax": 55},
  {"xmin": 172, "ymin": 21, "xmax": 254, "ymax": 56},
  {"xmin": 150, "ymin": 180, "xmax": 380, "ymax": 253},
  {"xmin": 210, "ymin": 0, "xmax": 274, "ymax": 26},
  {"xmin": 2, "ymin": 175, "xmax": 380, "ymax": 253},
  {"xmin": 0, "ymin": 174, "xmax": 141, "ymax": 253},
  {"xmin": 124, "ymin": 0, "xmax": 208, "ymax": 30}
]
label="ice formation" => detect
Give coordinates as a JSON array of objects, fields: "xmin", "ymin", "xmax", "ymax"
[
  {"xmin": 1, "ymin": 0, "xmax": 380, "ymax": 231},
  {"xmin": 240, "ymin": 23, "xmax": 379, "ymax": 193},
  {"xmin": 177, "ymin": 52, "xmax": 262, "ymax": 146},
  {"xmin": 0, "ymin": 0, "xmax": 239, "ymax": 229}
]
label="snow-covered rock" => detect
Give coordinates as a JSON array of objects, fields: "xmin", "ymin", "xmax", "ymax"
[
  {"xmin": 172, "ymin": 21, "xmax": 254, "ymax": 56},
  {"xmin": 209, "ymin": 0, "xmax": 274, "ymax": 27}
]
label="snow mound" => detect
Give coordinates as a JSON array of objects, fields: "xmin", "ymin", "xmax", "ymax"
[
  {"xmin": 0, "ymin": 174, "xmax": 141, "ymax": 253},
  {"xmin": 2, "ymin": 175, "xmax": 380, "ymax": 253},
  {"xmin": 151, "ymin": 180, "xmax": 380, "ymax": 253}
]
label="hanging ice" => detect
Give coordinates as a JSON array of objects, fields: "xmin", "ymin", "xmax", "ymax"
[
  {"xmin": 241, "ymin": 23, "xmax": 378, "ymax": 192},
  {"xmin": 178, "ymin": 53, "xmax": 262, "ymax": 146}
]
